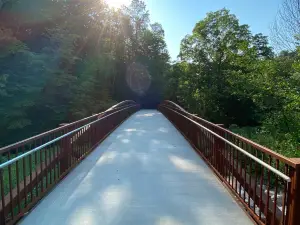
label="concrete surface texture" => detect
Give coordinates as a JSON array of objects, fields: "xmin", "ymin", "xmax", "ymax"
[{"xmin": 19, "ymin": 110, "xmax": 253, "ymax": 225}]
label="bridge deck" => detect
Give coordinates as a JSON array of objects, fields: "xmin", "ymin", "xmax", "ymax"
[{"xmin": 19, "ymin": 110, "xmax": 253, "ymax": 225}]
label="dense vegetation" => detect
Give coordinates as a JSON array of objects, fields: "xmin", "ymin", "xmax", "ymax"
[
  {"xmin": 0, "ymin": 0, "xmax": 169, "ymax": 146},
  {"xmin": 164, "ymin": 8, "xmax": 299, "ymax": 157},
  {"xmin": 0, "ymin": 0, "xmax": 299, "ymax": 157}
]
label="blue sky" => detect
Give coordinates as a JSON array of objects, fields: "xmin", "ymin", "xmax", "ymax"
[{"xmin": 144, "ymin": 0, "xmax": 282, "ymax": 60}]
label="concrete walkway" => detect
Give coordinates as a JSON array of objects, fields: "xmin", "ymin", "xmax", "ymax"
[{"xmin": 20, "ymin": 110, "xmax": 253, "ymax": 225}]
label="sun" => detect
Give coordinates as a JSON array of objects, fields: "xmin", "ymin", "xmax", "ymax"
[{"xmin": 105, "ymin": 0, "xmax": 131, "ymax": 8}]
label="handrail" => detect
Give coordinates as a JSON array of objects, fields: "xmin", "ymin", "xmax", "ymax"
[
  {"xmin": 159, "ymin": 101, "xmax": 300, "ymax": 225},
  {"xmin": 162, "ymin": 100, "xmax": 187, "ymax": 112},
  {"xmin": 164, "ymin": 105, "xmax": 291, "ymax": 182},
  {"xmin": 161, "ymin": 100, "xmax": 297, "ymax": 168},
  {"xmin": 0, "ymin": 101, "xmax": 139, "ymax": 224},
  {"xmin": 0, "ymin": 105, "xmax": 135, "ymax": 169},
  {"xmin": 0, "ymin": 100, "xmax": 136, "ymax": 154},
  {"xmin": 106, "ymin": 100, "xmax": 137, "ymax": 111}
]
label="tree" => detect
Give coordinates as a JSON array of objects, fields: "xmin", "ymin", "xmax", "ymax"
[
  {"xmin": 271, "ymin": 0, "xmax": 300, "ymax": 50},
  {"xmin": 0, "ymin": 0, "xmax": 170, "ymax": 146},
  {"xmin": 175, "ymin": 9, "xmax": 272, "ymax": 124}
]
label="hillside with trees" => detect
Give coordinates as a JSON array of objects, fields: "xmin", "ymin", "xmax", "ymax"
[
  {"xmin": 0, "ymin": 0, "xmax": 299, "ymax": 157},
  {"xmin": 164, "ymin": 5, "xmax": 299, "ymax": 157},
  {"xmin": 0, "ymin": 0, "xmax": 169, "ymax": 146}
]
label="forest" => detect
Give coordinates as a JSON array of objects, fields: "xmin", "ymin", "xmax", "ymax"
[{"xmin": 0, "ymin": 0, "xmax": 299, "ymax": 157}]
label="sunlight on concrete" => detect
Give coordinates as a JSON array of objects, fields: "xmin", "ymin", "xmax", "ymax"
[
  {"xmin": 152, "ymin": 139, "xmax": 160, "ymax": 144},
  {"xmin": 121, "ymin": 139, "xmax": 130, "ymax": 143},
  {"xmin": 124, "ymin": 128, "xmax": 137, "ymax": 132},
  {"xmin": 156, "ymin": 216, "xmax": 183, "ymax": 225},
  {"xmin": 68, "ymin": 207, "xmax": 96, "ymax": 225},
  {"xmin": 101, "ymin": 185, "xmax": 130, "ymax": 208},
  {"xmin": 169, "ymin": 155, "xmax": 204, "ymax": 173},
  {"xmin": 158, "ymin": 127, "xmax": 169, "ymax": 133},
  {"xmin": 20, "ymin": 110, "xmax": 253, "ymax": 225},
  {"xmin": 97, "ymin": 151, "xmax": 117, "ymax": 165},
  {"xmin": 136, "ymin": 112, "xmax": 158, "ymax": 117}
]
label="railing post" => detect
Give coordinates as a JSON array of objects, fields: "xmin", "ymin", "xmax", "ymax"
[
  {"xmin": 60, "ymin": 132, "xmax": 72, "ymax": 175},
  {"xmin": 0, "ymin": 169, "xmax": 5, "ymax": 225},
  {"xmin": 216, "ymin": 129, "xmax": 226, "ymax": 177},
  {"xmin": 288, "ymin": 160, "xmax": 300, "ymax": 225}
]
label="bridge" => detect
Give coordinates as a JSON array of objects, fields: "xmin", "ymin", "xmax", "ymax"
[{"xmin": 0, "ymin": 101, "xmax": 299, "ymax": 225}]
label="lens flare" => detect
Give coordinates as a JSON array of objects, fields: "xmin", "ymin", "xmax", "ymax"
[
  {"xmin": 126, "ymin": 62, "xmax": 151, "ymax": 96},
  {"xmin": 105, "ymin": 0, "xmax": 131, "ymax": 8}
]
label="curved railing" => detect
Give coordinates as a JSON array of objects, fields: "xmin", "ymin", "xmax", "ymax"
[
  {"xmin": 0, "ymin": 101, "xmax": 139, "ymax": 224},
  {"xmin": 161, "ymin": 100, "xmax": 187, "ymax": 112},
  {"xmin": 159, "ymin": 101, "xmax": 300, "ymax": 225},
  {"xmin": 0, "ymin": 100, "xmax": 137, "ymax": 156}
]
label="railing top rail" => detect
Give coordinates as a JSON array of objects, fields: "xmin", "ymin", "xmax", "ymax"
[
  {"xmin": 0, "ymin": 105, "xmax": 136, "ymax": 169},
  {"xmin": 161, "ymin": 101, "xmax": 297, "ymax": 168},
  {"xmin": 106, "ymin": 100, "xmax": 137, "ymax": 111},
  {"xmin": 0, "ymin": 100, "xmax": 136, "ymax": 154},
  {"xmin": 163, "ymin": 100, "xmax": 187, "ymax": 112},
  {"xmin": 163, "ymin": 105, "xmax": 291, "ymax": 182}
]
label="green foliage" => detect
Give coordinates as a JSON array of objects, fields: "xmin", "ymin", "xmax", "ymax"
[
  {"xmin": 1, "ymin": 2, "xmax": 298, "ymax": 157},
  {"xmin": 0, "ymin": 0, "xmax": 169, "ymax": 146},
  {"xmin": 165, "ymin": 9, "xmax": 299, "ymax": 156},
  {"xmin": 230, "ymin": 126, "xmax": 299, "ymax": 158}
]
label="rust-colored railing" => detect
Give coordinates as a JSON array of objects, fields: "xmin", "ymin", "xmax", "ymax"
[
  {"xmin": 0, "ymin": 101, "xmax": 139, "ymax": 224},
  {"xmin": 159, "ymin": 101, "xmax": 300, "ymax": 225}
]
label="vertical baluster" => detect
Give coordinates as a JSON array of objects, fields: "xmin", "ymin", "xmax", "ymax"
[
  {"xmin": 229, "ymin": 141, "xmax": 232, "ymax": 187},
  {"xmin": 58, "ymin": 131, "xmax": 63, "ymax": 177},
  {"xmin": 8, "ymin": 152, "xmax": 13, "ymax": 220},
  {"xmin": 84, "ymin": 126, "xmax": 87, "ymax": 155},
  {"xmin": 259, "ymin": 154, "xmax": 265, "ymax": 220},
  {"xmin": 79, "ymin": 129, "xmax": 82, "ymax": 159},
  {"xmin": 216, "ymin": 134, "xmax": 220, "ymax": 173},
  {"xmin": 16, "ymin": 148, "xmax": 21, "ymax": 214},
  {"xmin": 40, "ymin": 142, "xmax": 43, "ymax": 193},
  {"xmin": 243, "ymin": 143, "xmax": 247, "ymax": 201},
  {"xmin": 89, "ymin": 124, "xmax": 92, "ymax": 151},
  {"xmin": 0, "ymin": 168, "xmax": 6, "ymax": 224},
  {"xmin": 22, "ymin": 146, "xmax": 27, "ymax": 208},
  {"xmin": 226, "ymin": 134, "xmax": 229, "ymax": 183},
  {"xmin": 71, "ymin": 132, "xmax": 75, "ymax": 166},
  {"xmin": 34, "ymin": 140, "xmax": 38, "ymax": 198},
  {"xmin": 248, "ymin": 146, "xmax": 253, "ymax": 209},
  {"xmin": 211, "ymin": 131, "xmax": 214, "ymax": 167},
  {"xmin": 231, "ymin": 141, "xmax": 234, "ymax": 188},
  {"xmin": 227, "ymin": 137, "xmax": 231, "ymax": 184},
  {"xmin": 265, "ymin": 156, "xmax": 272, "ymax": 223},
  {"xmin": 223, "ymin": 134, "xmax": 228, "ymax": 180},
  {"xmin": 281, "ymin": 165, "xmax": 288, "ymax": 224},
  {"xmin": 76, "ymin": 132, "xmax": 79, "ymax": 161},
  {"xmin": 272, "ymin": 160, "xmax": 279, "ymax": 225},
  {"xmin": 239, "ymin": 140, "xmax": 243, "ymax": 197},
  {"xmin": 220, "ymin": 135, "xmax": 224, "ymax": 178},
  {"xmin": 236, "ymin": 143, "xmax": 239, "ymax": 193},
  {"xmin": 45, "ymin": 139, "xmax": 48, "ymax": 190},
  {"xmin": 210, "ymin": 132, "xmax": 213, "ymax": 164},
  {"xmin": 202, "ymin": 128, "xmax": 205, "ymax": 157},
  {"xmin": 53, "ymin": 135, "xmax": 58, "ymax": 184},
  {"xmin": 49, "ymin": 140, "xmax": 53, "ymax": 186},
  {"xmin": 254, "ymin": 149, "xmax": 258, "ymax": 214},
  {"xmin": 67, "ymin": 129, "xmax": 71, "ymax": 170},
  {"xmin": 29, "ymin": 145, "xmax": 33, "ymax": 203}
]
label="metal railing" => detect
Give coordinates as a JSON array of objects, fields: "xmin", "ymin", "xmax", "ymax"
[
  {"xmin": 0, "ymin": 101, "xmax": 139, "ymax": 224},
  {"xmin": 159, "ymin": 101, "xmax": 300, "ymax": 225}
]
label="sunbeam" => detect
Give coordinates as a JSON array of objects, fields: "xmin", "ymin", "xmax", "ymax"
[{"xmin": 105, "ymin": 0, "xmax": 131, "ymax": 8}]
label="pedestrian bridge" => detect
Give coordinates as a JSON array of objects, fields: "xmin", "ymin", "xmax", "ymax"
[{"xmin": 0, "ymin": 101, "xmax": 299, "ymax": 225}]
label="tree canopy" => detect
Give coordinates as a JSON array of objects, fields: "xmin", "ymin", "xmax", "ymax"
[
  {"xmin": 0, "ymin": 1, "xmax": 299, "ymax": 156},
  {"xmin": 164, "ymin": 8, "xmax": 299, "ymax": 156},
  {"xmin": 0, "ymin": 0, "xmax": 169, "ymax": 146}
]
